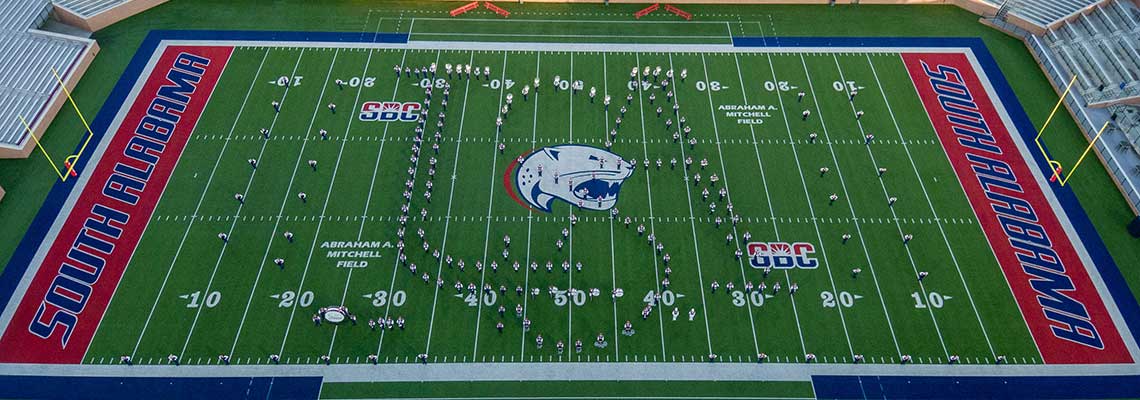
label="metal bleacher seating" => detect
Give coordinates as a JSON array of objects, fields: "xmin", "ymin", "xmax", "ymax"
[
  {"xmin": 0, "ymin": 0, "xmax": 94, "ymax": 154},
  {"xmin": 1000, "ymin": 0, "xmax": 1140, "ymax": 212},
  {"xmin": 53, "ymin": 0, "xmax": 129, "ymax": 20}
]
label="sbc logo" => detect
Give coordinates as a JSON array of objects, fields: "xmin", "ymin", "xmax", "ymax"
[
  {"xmin": 359, "ymin": 101, "xmax": 421, "ymax": 122},
  {"xmin": 747, "ymin": 242, "xmax": 818, "ymax": 269}
]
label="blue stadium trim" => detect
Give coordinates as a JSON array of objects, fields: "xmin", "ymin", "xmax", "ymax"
[
  {"xmin": 812, "ymin": 374, "xmax": 1140, "ymax": 399},
  {"xmin": 0, "ymin": 374, "xmax": 321, "ymax": 400},
  {"xmin": 736, "ymin": 36, "xmax": 1140, "ymax": 398},
  {"xmin": 0, "ymin": 31, "xmax": 1136, "ymax": 398}
]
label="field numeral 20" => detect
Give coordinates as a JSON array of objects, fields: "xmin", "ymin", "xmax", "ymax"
[
  {"xmin": 368, "ymin": 290, "xmax": 407, "ymax": 307},
  {"xmin": 181, "ymin": 291, "xmax": 221, "ymax": 308},
  {"xmin": 271, "ymin": 290, "xmax": 313, "ymax": 308},
  {"xmin": 912, "ymin": 291, "xmax": 949, "ymax": 309},
  {"xmin": 820, "ymin": 291, "xmax": 858, "ymax": 308},
  {"xmin": 695, "ymin": 80, "xmax": 722, "ymax": 92},
  {"xmin": 346, "ymin": 76, "xmax": 375, "ymax": 88}
]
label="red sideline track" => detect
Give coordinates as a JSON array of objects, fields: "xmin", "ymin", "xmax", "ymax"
[
  {"xmin": 0, "ymin": 45, "xmax": 232, "ymax": 363},
  {"xmin": 903, "ymin": 52, "xmax": 1131, "ymax": 364}
]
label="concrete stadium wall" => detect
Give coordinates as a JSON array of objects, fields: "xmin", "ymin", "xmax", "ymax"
[
  {"xmin": 0, "ymin": 39, "xmax": 100, "ymax": 159},
  {"xmin": 54, "ymin": 0, "xmax": 168, "ymax": 32}
]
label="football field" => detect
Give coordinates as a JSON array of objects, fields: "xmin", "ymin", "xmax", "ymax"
[{"xmin": 1, "ymin": 32, "xmax": 1135, "ymax": 372}]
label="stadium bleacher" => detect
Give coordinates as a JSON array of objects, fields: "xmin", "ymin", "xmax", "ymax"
[
  {"xmin": 998, "ymin": 0, "xmax": 1103, "ymax": 29},
  {"xmin": 53, "ymin": 0, "xmax": 130, "ymax": 19},
  {"xmin": 0, "ymin": 0, "xmax": 96, "ymax": 158}
]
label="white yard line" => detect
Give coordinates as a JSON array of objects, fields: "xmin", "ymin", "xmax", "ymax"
[
  {"xmin": 665, "ymin": 54, "xmax": 714, "ymax": 355},
  {"xmin": 765, "ymin": 53, "xmax": 859, "ymax": 358},
  {"xmin": 520, "ymin": 53, "xmax": 541, "ymax": 358},
  {"xmin": 374, "ymin": 49, "xmax": 425, "ymax": 356},
  {"xmin": 129, "ymin": 49, "xmax": 270, "ymax": 358},
  {"xmin": 564, "ymin": 52, "xmax": 577, "ymax": 345},
  {"xmin": 697, "ymin": 54, "xmax": 759, "ymax": 355},
  {"xmin": 633, "ymin": 53, "xmax": 668, "ymax": 359},
  {"xmin": 873, "ymin": 54, "xmax": 1003, "ymax": 359},
  {"xmin": 186, "ymin": 47, "xmax": 304, "ymax": 357},
  {"xmin": 730, "ymin": 53, "xmax": 807, "ymax": 356},
  {"xmin": 424, "ymin": 51, "xmax": 477, "ymax": 355},
  {"xmin": 821, "ymin": 54, "xmax": 947, "ymax": 359},
  {"xmin": 327, "ymin": 48, "xmax": 416, "ymax": 358},
  {"xmin": 602, "ymin": 52, "xmax": 620, "ymax": 358},
  {"xmin": 472, "ymin": 52, "xmax": 510, "ymax": 359},
  {"xmin": 278, "ymin": 48, "xmax": 378, "ymax": 356},
  {"xmin": 228, "ymin": 49, "xmax": 344, "ymax": 356}
]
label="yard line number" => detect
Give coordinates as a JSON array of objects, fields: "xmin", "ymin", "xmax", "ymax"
[
  {"xmin": 181, "ymin": 291, "xmax": 221, "ymax": 309},
  {"xmin": 271, "ymin": 290, "xmax": 314, "ymax": 308}
]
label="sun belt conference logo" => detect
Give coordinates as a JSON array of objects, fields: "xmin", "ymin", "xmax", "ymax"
[
  {"xmin": 506, "ymin": 144, "xmax": 635, "ymax": 213},
  {"xmin": 359, "ymin": 101, "xmax": 421, "ymax": 122},
  {"xmin": 747, "ymin": 242, "xmax": 819, "ymax": 269}
]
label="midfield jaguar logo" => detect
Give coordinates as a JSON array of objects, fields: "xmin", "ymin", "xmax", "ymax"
[
  {"xmin": 747, "ymin": 242, "xmax": 819, "ymax": 269},
  {"xmin": 505, "ymin": 145, "xmax": 635, "ymax": 212}
]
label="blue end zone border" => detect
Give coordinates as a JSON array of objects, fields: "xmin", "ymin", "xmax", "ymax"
[
  {"xmin": 812, "ymin": 374, "xmax": 1140, "ymax": 399},
  {"xmin": 1, "ymin": 31, "xmax": 1137, "ymax": 399},
  {"xmin": 736, "ymin": 36, "xmax": 1140, "ymax": 398},
  {"xmin": 0, "ymin": 374, "xmax": 321, "ymax": 400}
]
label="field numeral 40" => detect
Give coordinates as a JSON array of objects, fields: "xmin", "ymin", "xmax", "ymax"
[
  {"xmin": 271, "ymin": 290, "xmax": 313, "ymax": 308},
  {"xmin": 181, "ymin": 291, "xmax": 221, "ymax": 309},
  {"xmin": 643, "ymin": 290, "xmax": 678, "ymax": 307},
  {"xmin": 464, "ymin": 292, "xmax": 496, "ymax": 307}
]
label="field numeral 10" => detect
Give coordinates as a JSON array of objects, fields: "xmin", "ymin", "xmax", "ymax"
[
  {"xmin": 181, "ymin": 291, "xmax": 221, "ymax": 308},
  {"xmin": 912, "ymin": 291, "xmax": 949, "ymax": 309},
  {"xmin": 695, "ymin": 80, "xmax": 722, "ymax": 92},
  {"xmin": 832, "ymin": 80, "xmax": 858, "ymax": 92},
  {"xmin": 271, "ymin": 290, "xmax": 313, "ymax": 308}
]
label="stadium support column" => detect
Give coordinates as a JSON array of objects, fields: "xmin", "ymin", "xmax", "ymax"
[
  {"xmin": 1128, "ymin": 216, "xmax": 1140, "ymax": 238},
  {"xmin": 0, "ymin": 184, "xmax": 4, "ymax": 203}
]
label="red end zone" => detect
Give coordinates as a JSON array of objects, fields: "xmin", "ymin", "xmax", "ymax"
[
  {"xmin": 903, "ymin": 52, "xmax": 1131, "ymax": 364},
  {"xmin": 0, "ymin": 45, "xmax": 232, "ymax": 363}
]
